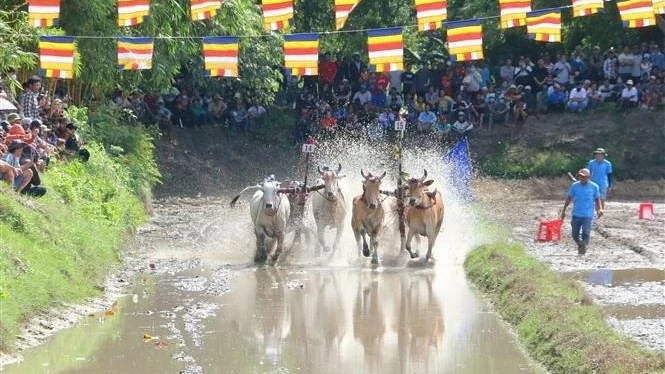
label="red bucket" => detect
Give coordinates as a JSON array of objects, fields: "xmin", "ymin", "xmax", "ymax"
[{"xmin": 536, "ymin": 218, "xmax": 563, "ymax": 242}]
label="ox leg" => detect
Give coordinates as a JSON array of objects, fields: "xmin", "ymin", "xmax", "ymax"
[
  {"xmin": 404, "ymin": 231, "xmax": 419, "ymax": 259},
  {"xmin": 425, "ymin": 229, "xmax": 440, "ymax": 262},
  {"xmin": 255, "ymin": 233, "xmax": 268, "ymax": 264},
  {"xmin": 370, "ymin": 235, "xmax": 379, "ymax": 265},
  {"xmin": 271, "ymin": 232, "xmax": 285, "ymax": 265},
  {"xmin": 332, "ymin": 224, "xmax": 344, "ymax": 255},
  {"xmin": 317, "ymin": 223, "xmax": 329, "ymax": 252}
]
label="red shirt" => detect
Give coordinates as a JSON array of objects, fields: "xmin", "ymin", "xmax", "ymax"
[
  {"xmin": 441, "ymin": 76, "xmax": 453, "ymax": 97},
  {"xmin": 375, "ymin": 73, "xmax": 390, "ymax": 91},
  {"xmin": 320, "ymin": 61, "xmax": 338, "ymax": 85},
  {"xmin": 320, "ymin": 116, "xmax": 337, "ymax": 131}
]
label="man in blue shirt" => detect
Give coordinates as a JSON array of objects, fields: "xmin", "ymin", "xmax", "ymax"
[
  {"xmin": 561, "ymin": 168, "xmax": 603, "ymax": 255},
  {"xmin": 587, "ymin": 148, "xmax": 613, "ymax": 210}
]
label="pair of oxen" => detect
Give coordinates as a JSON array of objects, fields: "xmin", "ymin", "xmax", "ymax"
[{"xmin": 230, "ymin": 166, "xmax": 444, "ymax": 265}]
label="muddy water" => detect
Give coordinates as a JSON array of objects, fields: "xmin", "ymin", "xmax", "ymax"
[
  {"xmin": 4, "ymin": 264, "xmax": 544, "ymax": 374},
  {"xmin": 562, "ymin": 268, "xmax": 665, "ymax": 287}
]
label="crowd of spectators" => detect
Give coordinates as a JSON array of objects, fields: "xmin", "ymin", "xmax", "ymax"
[
  {"xmin": 0, "ymin": 74, "xmax": 84, "ymax": 197},
  {"xmin": 114, "ymin": 41, "xmax": 664, "ymax": 146},
  {"xmin": 1, "ymin": 40, "xmax": 663, "ymax": 197}
]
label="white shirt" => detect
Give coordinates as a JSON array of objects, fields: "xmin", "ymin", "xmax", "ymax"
[
  {"xmin": 568, "ymin": 88, "xmax": 587, "ymax": 102},
  {"xmin": 621, "ymin": 87, "xmax": 638, "ymax": 102},
  {"xmin": 352, "ymin": 91, "xmax": 372, "ymax": 105}
]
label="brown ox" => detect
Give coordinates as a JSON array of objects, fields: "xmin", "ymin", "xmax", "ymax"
[
  {"xmin": 311, "ymin": 163, "xmax": 347, "ymax": 253},
  {"xmin": 351, "ymin": 170, "xmax": 387, "ymax": 265},
  {"xmin": 403, "ymin": 169, "xmax": 444, "ymax": 262}
]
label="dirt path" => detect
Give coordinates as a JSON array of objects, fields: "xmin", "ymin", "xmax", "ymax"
[{"xmin": 476, "ymin": 178, "xmax": 665, "ymax": 351}]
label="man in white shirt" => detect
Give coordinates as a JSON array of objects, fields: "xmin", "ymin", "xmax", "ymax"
[
  {"xmin": 567, "ymin": 82, "xmax": 588, "ymax": 113},
  {"xmin": 619, "ymin": 79, "xmax": 638, "ymax": 110},
  {"xmin": 352, "ymin": 85, "xmax": 372, "ymax": 105}
]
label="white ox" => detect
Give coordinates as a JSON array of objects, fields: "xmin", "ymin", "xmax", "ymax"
[
  {"xmin": 231, "ymin": 176, "xmax": 291, "ymax": 264},
  {"xmin": 310, "ymin": 163, "xmax": 347, "ymax": 253}
]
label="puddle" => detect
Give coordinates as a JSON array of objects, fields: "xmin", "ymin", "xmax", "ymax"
[
  {"xmin": 3, "ymin": 265, "xmax": 545, "ymax": 374},
  {"xmin": 603, "ymin": 304, "xmax": 665, "ymax": 320},
  {"xmin": 562, "ymin": 268, "xmax": 665, "ymax": 287}
]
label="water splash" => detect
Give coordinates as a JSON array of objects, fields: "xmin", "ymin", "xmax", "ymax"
[{"xmin": 208, "ymin": 133, "xmax": 483, "ymax": 268}]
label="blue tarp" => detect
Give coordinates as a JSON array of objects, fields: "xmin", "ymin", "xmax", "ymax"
[{"xmin": 443, "ymin": 137, "xmax": 473, "ymax": 203}]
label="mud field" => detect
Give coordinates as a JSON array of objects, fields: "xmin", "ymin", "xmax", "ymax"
[{"xmin": 477, "ymin": 178, "xmax": 665, "ymax": 351}]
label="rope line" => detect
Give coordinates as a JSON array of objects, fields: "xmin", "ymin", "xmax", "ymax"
[{"xmin": 0, "ymin": 4, "xmax": 585, "ymax": 40}]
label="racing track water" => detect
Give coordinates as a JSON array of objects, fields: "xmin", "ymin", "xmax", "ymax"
[{"xmin": 3, "ymin": 137, "xmax": 546, "ymax": 374}]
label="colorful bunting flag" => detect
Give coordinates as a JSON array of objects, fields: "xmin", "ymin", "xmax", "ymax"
[
  {"xmin": 654, "ymin": 0, "xmax": 665, "ymax": 14},
  {"xmin": 262, "ymin": 0, "xmax": 294, "ymax": 31},
  {"xmin": 618, "ymin": 0, "xmax": 657, "ymax": 27},
  {"xmin": 28, "ymin": 0, "xmax": 61, "ymax": 27},
  {"xmin": 284, "ymin": 33, "xmax": 319, "ymax": 76},
  {"xmin": 39, "ymin": 36, "xmax": 75, "ymax": 79},
  {"xmin": 367, "ymin": 27, "xmax": 404, "ymax": 72},
  {"xmin": 335, "ymin": 0, "xmax": 361, "ymax": 30},
  {"xmin": 571, "ymin": 0, "xmax": 604, "ymax": 17},
  {"xmin": 499, "ymin": 0, "xmax": 531, "ymax": 28},
  {"xmin": 118, "ymin": 37, "xmax": 154, "ymax": 71},
  {"xmin": 117, "ymin": 0, "xmax": 150, "ymax": 26},
  {"xmin": 190, "ymin": 0, "xmax": 222, "ymax": 21},
  {"xmin": 414, "ymin": 0, "xmax": 447, "ymax": 31},
  {"xmin": 202, "ymin": 37, "xmax": 239, "ymax": 77},
  {"xmin": 527, "ymin": 8, "xmax": 562, "ymax": 42},
  {"xmin": 444, "ymin": 19, "xmax": 483, "ymax": 62}
]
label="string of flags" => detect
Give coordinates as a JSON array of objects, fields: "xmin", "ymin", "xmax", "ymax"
[{"xmin": 30, "ymin": 0, "xmax": 665, "ymax": 79}]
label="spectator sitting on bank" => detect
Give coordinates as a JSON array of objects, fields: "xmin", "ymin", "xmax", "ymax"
[
  {"xmin": 64, "ymin": 122, "xmax": 81, "ymax": 152},
  {"xmin": 452, "ymin": 111, "xmax": 473, "ymax": 139},
  {"xmin": 371, "ymin": 85, "xmax": 387, "ymax": 109},
  {"xmin": 567, "ymin": 81, "xmax": 588, "ymax": 113},
  {"xmin": 547, "ymin": 83, "xmax": 567, "ymax": 111},
  {"xmin": 352, "ymin": 85, "xmax": 372, "ymax": 105},
  {"xmin": 207, "ymin": 94, "xmax": 227, "ymax": 126},
  {"xmin": 619, "ymin": 79, "xmax": 638, "ymax": 110},
  {"xmin": 470, "ymin": 88, "xmax": 489, "ymax": 130},
  {"xmin": 231, "ymin": 100, "xmax": 249, "ymax": 132},
  {"xmin": 522, "ymin": 86, "xmax": 538, "ymax": 118},
  {"xmin": 434, "ymin": 112, "xmax": 451, "ymax": 136},
  {"xmin": 189, "ymin": 98, "xmax": 207, "ymax": 128},
  {"xmin": 1, "ymin": 140, "xmax": 33, "ymax": 193},
  {"xmin": 489, "ymin": 94, "xmax": 510, "ymax": 127},
  {"xmin": 417, "ymin": 104, "xmax": 436, "ymax": 132},
  {"xmin": 378, "ymin": 107, "xmax": 395, "ymax": 130},
  {"xmin": 4, "ymin": 113, "xmax": 30, "ymax": 144},
  {"xmin": 588, "ymin": 83, "xmax": 604, "ymax": 109}
]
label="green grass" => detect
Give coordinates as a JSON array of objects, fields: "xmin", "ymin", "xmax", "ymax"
[
  {"xmin": 465, "ymin": 242, "xmax": 665, "ymax": 374},
  {"xmin": 482, "ymin": 143, "xmax": 586, "ymax": 178},
  {"xmin": 0, "ymin": 104, "xmax": 157, "ymax": 352}
]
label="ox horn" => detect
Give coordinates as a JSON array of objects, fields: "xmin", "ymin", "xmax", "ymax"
[
  {"xmin": 361, "ymin": 169, "xmax": 367, "ymax": 179},
  {"xmin": 379, "ymin": 171, "xmax": 387, "ymax": 180},
  {"xmin": 318, "ymin": 165, "xmax": 324, "ymax": 175},
  {"xmin": 420, "ymin": 169, "xmax": 428, "ymax": 182},
  {"xmin": 336, "ymin": 163, "xmax": 342, "ymax": 174}
]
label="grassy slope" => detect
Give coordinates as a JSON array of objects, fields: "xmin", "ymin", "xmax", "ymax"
[
  {"xmin": 0, "ymin": 105, "xmax": 157, "ymax": 352},
  {"xmin": 465, "ymin": 242, "xmax": 665, "ymax": 374}
]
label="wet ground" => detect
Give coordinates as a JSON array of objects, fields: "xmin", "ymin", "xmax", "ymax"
[
  {"xmin": 477, "ymin": 179, "xmax": 665, "ymax": 351},
  {"xmin": 2, "ymin": 160, "xmax": 547, "ymax": 374}
]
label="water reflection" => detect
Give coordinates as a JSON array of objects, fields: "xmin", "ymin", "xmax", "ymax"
[{"xmin": 5, "ymin": 266, "xmax": 544, "ymax": 374}]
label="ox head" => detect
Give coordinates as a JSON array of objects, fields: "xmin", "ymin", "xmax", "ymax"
[
  {"xmin": 318, "ymin": 163, "xmax": 343, "ymax": 200},
  {"xmin": 259, "ymin": 177, "xmax": 283, "ymax": 214},
  {"xmin": 361, "ymin": 169, "xmax": 386, "ymax": 209},
  {"xmin": 406, "ymin": 169, "xmax": 435, "ymax": 207}
]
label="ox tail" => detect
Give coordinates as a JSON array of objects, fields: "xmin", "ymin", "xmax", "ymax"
[{"xmin": 230, "ymin": 185, "xmax": 261, "ymax": 207}]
